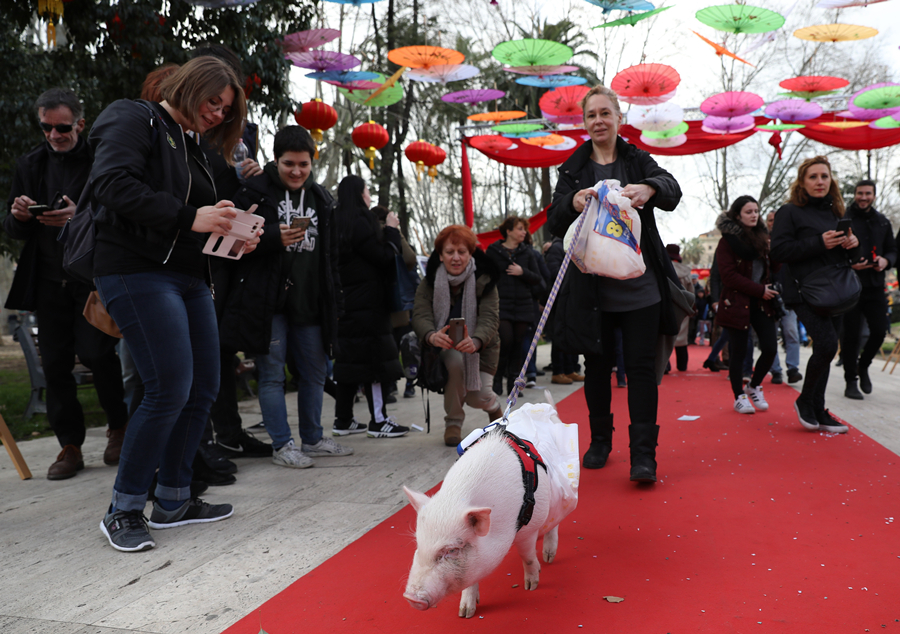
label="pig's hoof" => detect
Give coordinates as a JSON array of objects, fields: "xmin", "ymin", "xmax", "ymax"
[
  {"xmin": 459, "ymin": 586, "xmax": 479, "ymax": 618},
  {"xmin": 524, "ymin": 576, "xmax": 540, "ymax": 591},
  {"xmin": 542, "ymin": 548, "xmax": 556, "ymax": 564}
]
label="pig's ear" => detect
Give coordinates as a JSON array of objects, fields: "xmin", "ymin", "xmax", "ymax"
[
  {"xmin": 403, "ymin": 486, "xmax": 430, "ymax": 513},
  {"xmin": 466, "ymin": 507, "xmax": 492, "ymax": 537}
]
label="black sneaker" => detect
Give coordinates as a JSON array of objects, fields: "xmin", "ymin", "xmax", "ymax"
[
  {"xmin": 859, "ymin": 366, "xmax": 872, "ymax": 394},
  {"xmin": 787, "ymin": 369, "xmax": 803, "ymax": 384},
  {"xmin": 794, "ymin": 397, "xmax": 819, "ymax": 431},
  {"xmin": 816, "ymin": 409, "xmax": 849, "ymax": 434},
  {"xmin": 147, "ymin": 498, "xmax": 234, "ymax": 529},
  {"xmin": 192, "ymin": 455, "xmax": 236, "ymax": 486},
  {"xmin": 333, "ymin": 417, "xmax": 368, "ymax": 436},
  {"xmin": 844, "ymin": 381, "xmax": 864, "ymax": 400},
  {"xmin": 367, "ymin": 417, "xmax": 410, "ymax": 438},
  {"xmin": 100, "ymin": 507, "xmax": 155, "ymax": 552},
  {"xmin": 246, "ymin": 421, "xmax": 266, "ymax": 433},
  {"xmin": 197, "ymin": 440, "xmax": 238, "ymax": 474},
  {"xmin": 216, "ymin": 430, "xmax": 273, "ymax": 458},
  {"xmin": 770, "ymin": 372, "xmax": 783, "ymax": 385},
  {"xmin": 403, "ymin": 382, "xmax": 416, "ymax": 398}
]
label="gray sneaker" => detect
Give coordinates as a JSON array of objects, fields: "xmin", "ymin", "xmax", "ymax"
[
  {"xmin": 302, "ymin": 436, "xmax": 354, "ymax": 456},
  {"xmin": 272, "ymin": 440, "xmax": 314, "ymax": 468},
  {"xmin": 147, "ymin": 498, "xmax": 233, "ymax": 529},
  {"xmin": 100, "ymin": 507, "xmax": 155, "ymax": 552}
]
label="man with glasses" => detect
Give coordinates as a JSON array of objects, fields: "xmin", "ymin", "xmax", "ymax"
[{"xmin": 3, "ymin": 88, "xmax": 128, "ymax": 480}]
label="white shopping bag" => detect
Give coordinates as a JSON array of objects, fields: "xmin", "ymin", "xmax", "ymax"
[
  {"xmin": 504, "ymin": 403, "xmax": 579, "ymax": 533},
  {"xmin": 563, "ymin": 179, "xmax": 645, "ymax": 279}
]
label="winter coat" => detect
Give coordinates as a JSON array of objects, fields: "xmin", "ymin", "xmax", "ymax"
[
  {"xmin": 770, "ymin": 196, "xmax": 861, "ymax": 307},
  {"xmin": 223, "ymin": 172, "xmax": 341, "ymax": 356},
  {"xmin": 846, "ymin": 202, "xmax": 897, "ymax": 297},
  {"xmin": 713, "ymin": 214, "xmax": 778, "ymax": 330},
  {"xmin": 411, "ymin": 249, "xmax": 502, "ymax": 376},
  {"xmin": 484, "ymin": 240, "xmax": 544, "ymax": 323},
  {"xmin": 546, "ymin": 136, "xmax": 683, "ymax": 355},
  {"xmin": 332, "ymin": 208, "xmax": 403, "ymax": 384},
  {"xmin": 3, "ymin": 138, "xmax": 93, "ymax": 310}
]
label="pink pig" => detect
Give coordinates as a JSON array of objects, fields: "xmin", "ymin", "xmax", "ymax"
[{"xmin": 402, "ymin": 430, "xmax": 559, "ymax": 618}]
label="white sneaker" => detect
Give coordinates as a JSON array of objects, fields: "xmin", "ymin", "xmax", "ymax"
[
  {"xmin": 272, "ymin": 440, "xmax": 314, "ymax": 469},
  {"xmin": 734, "ymin": 394, "xmax": 756, "ymax": 414},
  {"xmin": 525, "ymin": 379, "xmax": 537, "ymax": 388},
  {"xmin": 302, "ymin": 436, "xmax": 354, "ymax": 457},
  {"xmin": 743, "ymin": 385, "xmax": 769, "ymax": 411}
]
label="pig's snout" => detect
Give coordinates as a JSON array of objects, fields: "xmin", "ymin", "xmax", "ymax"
[{"xmin": 404, "ymin": 592, "xmax": 432, "ymax": 611}]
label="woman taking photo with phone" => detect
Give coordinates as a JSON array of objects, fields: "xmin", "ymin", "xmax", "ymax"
[
  {"xmin": 714, "ymin": 196, "xmax": 780, "ymax": 415},
  {"xmin": 412, "ymin": 225, "xmax": 503, "ymax": 446},
  {"xmin": 771, "ymin": 156, "xmax": 860, "ymax": 433}
]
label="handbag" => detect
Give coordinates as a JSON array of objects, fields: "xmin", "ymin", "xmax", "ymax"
[
  {"xmin": 417, "ymin": 343, "xmax": 448, "ymax": 394},
  {"xmin": 796, "ymin": 263, "xmax": 861, "ymax": 317},
  {"xmin": 59, "ymin": 199, "xmax": 97, "ymax": 287},
  {"xmin": 83, "ymin": 290, "xmax": 122, "ymax": 339}
]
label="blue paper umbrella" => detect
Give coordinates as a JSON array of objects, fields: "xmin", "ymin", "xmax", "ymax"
[
  {"xmin": 515, "ymin": 75, "xmax": 587, "ymax": 88},
  {"xmin": 306, "ymin": 70, "xmax": 380, "ymax": 82},
  {"xmin": 583, "ymin": 0, "xmax": 656, "ymax": 13}
]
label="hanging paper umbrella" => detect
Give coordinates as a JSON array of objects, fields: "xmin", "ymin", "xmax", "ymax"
[
  {"xmin": 322, "ymin": 0, "xmax": 385, "ymax": 4},
  {"xmin": 522, "ymin": 133, "xmax": 566, "ymax": 147},
  {"xmin": 642, "ymin": 121, "xmax": 689, "ymax": 139},
  {"xmin": 869, "ymin": 115, "xmax": 900, "ymax": 130},
  {"xmin": 491, "ymin": 39, "xmax": 573, "ymax": 67},
  {"xmin": 627, "ymin": 102, "xmax": 684, "ymax": 131},
  {"xmin": 756, "ymin": 123, "xmax": 806, "ymax": 131},
  {"xmin": 777, "ymin": 90, "xmax": 840, "ymax": 101},
  {"xmin": 467, "ymin": 110, "xmax": 527, "ymax": 122},
  {"xmin": 623, "ymin": 89, "xmax": 678, "ymax": 106},
  {"xmin": 340, "ymin": 73, "xmax": 403, "ymax": 107},
  {"xmin": 352, "ymin": 121, "xmax": 389, "ymax": 169},
  {"xmin": 543, "ymin": 111, "xmax": 585, "ymax": 126},
  {"xmin": 583, "ymin": 0, "xmax": 655, "ymax": 13},
  {"xmin": 593, "ymin": 6, "xmax": 673, "ymax": 29},
  {"xmin": 294, "ymin": 99, "xmax": 338, "ymax": 159},
  {"xmin": 516, "ymin": 75, "xmax": 587, "ymax": 88},
  {"xmin": 611, "ymin": 63, "xmax": 680, "ymax": 104},
  {"xmin": 794, "ymin": 24, "xmax": 878, "ymax": 42},
  {"xmin": 779, "ymin": 75, "xmax": 849, "ymax": 93},
  {"xmin": 853, "ymin": 85, "xmax": 900, "ymax": 111},
  {"xmin": 820, "ymin": 121, "xmax": 870, "ymax": 129},
  {"xmin": 701, "ymin": 115, "xmax": 756, "ymax": 134},
  {"xmin": 700, "ymin": 91, "xmax": 763, "ymax": 117},
  {"xmin": 307, "ymin": 70, "xmax": 379, "ymax": 83},
  {"xmin": 848, "ymin": 83, "xmax": 900, "ymax": 119},
  {"xmin": 502, "ymin": 131, "xmax": 551, "ymax": 139},
  {"xmin": 692, "ymin": 31, "xmax": 755, "ymax": 66},
  {"xmin": 325, "ymin": 79, "xmax": 382, "ymax": 91},
  {"xmin": 280, "ymin": 28, "xmax": 341, "ymax": 53},
  {"xmin": 544, "ymin": 136, "xmax": 579, "ymax": 151},
  {"xmin": 389, "ymin": 45, "xmax": 464, "ymax": 69},
  {"xmin": 505, "ymin": 65, "xmax": 579, "ymax": 77},
  {"xmin": 640, "ymin": 133, "xmax": 687, "ymax": 148},
  {"xmin": 492, "ymin": 123, "xmax": 545, "ymax": 134},
  {"xmin": 469, "ymin": 135, "xmax": 514, "ymax": 154},
  {"xmin": 286, "ymin": 50, "xmax": 360, "ymax": 73},
  {"xmin": 407, "ymin": 64, "xmax": 480, "ymax": 84},
  {"xmin": 816, "ymin": 0, "xmax": 889, "ymax": 7},
  {"xmin": 765, "ymin": 99, "xmax": 823, "ymax": 122},
  {"xmin": 540, "ymin": 85, "xmax": 590, "ymax": 117},
  {"xmin": 696, "ymin": 4, "xmax": 785, "ymax": 34},
  {"xmin": 442, "ymin": 89, "xmax": 505, "ymax": 104}
]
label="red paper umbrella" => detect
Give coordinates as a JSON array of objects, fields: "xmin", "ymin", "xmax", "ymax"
[
  {"xmin": 779, "ymin": 75, "xmax": 849, "ymax": 93},
  {"xmin": 610, "ymin": 64, "xmax": 681, "ymax": 100},
  {"xmin": 700, "ymin": 91, "xmax": 763, "ymax": 117},
  {"xmin": 469, "ymin": 135, "xmax": 514, "ymax": 154},
  {"xmin": 540, "ymin": 85, "xmax": 591, "ymax": 117},
  {"xmin": 352, "ymin": 121, "xmax": 390, "ymax": 169}
]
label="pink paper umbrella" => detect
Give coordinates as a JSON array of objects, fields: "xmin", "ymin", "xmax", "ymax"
[
  {"xmin": 849, "ymin": 83, "xmax": 900, "ymax": 120},
  {"xmin": 701, "ymin": 115, "xmax": 756, "ymax": 134},
  {"xmin": 281, "ymin": 28, "xmax": 341, "ymax": 53},
  {"xmin": 700, "ymin": 91, "xmax": 763, "ymax": 117},
  {"xmin": 542, "ymin": 110, "xmax": 584, "ymax": 125},
  {"xmin": 619, "ymin": 89, "xmax": 678, "ymax": 106},
  {"xmin": 764, "ymin": 99, "xmax": 823, "ymax": 122},
  {"xmin": 442, "ymin": 89, "xmax": 505, "ymax": 104},
  {"xmin": 285, "ymin": 50, "xmax": 360, "ymax": 73}
]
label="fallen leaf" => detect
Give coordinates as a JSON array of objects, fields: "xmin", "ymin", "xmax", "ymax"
[{"xmin": 603, "ymin": 596, "xmax": 624, "ymax": 603}]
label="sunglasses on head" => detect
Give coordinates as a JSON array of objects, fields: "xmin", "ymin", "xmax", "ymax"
[{"xmin": 39, "ymin": 122, "xmax": 75, "ymax": 133}]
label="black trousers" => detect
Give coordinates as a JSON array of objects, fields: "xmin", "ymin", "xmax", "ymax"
[
  {"xmin": 840, "ymin": 293, "xmax": 889, "ymax": 382},
  {"xmin": 36, "ymin": 278, "xmax": 127, "ymax": 448},
  {"xmin": 583, "ymin": 302, "xmax": 661, "ymax": 429},
  {"xmin": 495, "ymin": 319, "xmax": 531, "ymax": 393},
  {"xmin": 793, "ymin": 303, "xmax": 842, "ymax": 413},
  {"xmin": 204, "ymin": 347, "xmax": 243, "ymax": 442},
  {"xmin": 724, "ymin": 301, "xmax": 778, "ymax": 398},
  {"xmin": 551, "ymin": 344, "xmax": 577, "ymax": 375},
  {"xmin": 335, "ymin": 382, "xmax": 387, "ymax": 424}
]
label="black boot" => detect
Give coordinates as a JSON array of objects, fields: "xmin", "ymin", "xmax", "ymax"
[
  {"xmin": 859, "ymin": 365, "xmax": 872, "ymax": 394},
  {"xmin": 583, "ymin": 415, "xmax": 614, "ymax": 470},
  {"xmin": 628, "ymin": 424, "xmax": 659, "ymax": 483},
  {"xmin": 844, "ymin": 380, "xmax": 864, "ymax": 400}
]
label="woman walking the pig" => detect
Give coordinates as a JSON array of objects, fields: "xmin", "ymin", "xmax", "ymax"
[{"xmin": 546, "ymin": 84, "xmax": 683, "ymax": 483}]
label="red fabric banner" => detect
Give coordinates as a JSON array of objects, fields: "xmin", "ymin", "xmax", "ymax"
[
  {"xmin": 460, "ymin": 140, "xmax": 474, "ymax": 228},
  {"xmin": 797, "ymin": 112, "xmax": 900, "ymax": 151},
  {"xmin": 475, "ymin": 207, "xmax": 548, "ymax": 251}
]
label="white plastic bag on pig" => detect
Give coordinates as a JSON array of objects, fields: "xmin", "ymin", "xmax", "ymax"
[
  {"xmin": 563, "ymin": 178, "xmax": 645, "ymax": 279},
  {"xmin": 504, "ymin": 402, "xmax": 580, "ymax": 533}
]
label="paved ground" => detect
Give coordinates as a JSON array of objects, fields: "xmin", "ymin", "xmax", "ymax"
[{"xmin": 1, "ymin": 343, "xmax": 897, "ymax": 634}]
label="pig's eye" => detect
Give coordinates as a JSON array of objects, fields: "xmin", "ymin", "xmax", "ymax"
[{"xmin": 439, "ymin": 547, "xmax": 460, "ymax": 561}]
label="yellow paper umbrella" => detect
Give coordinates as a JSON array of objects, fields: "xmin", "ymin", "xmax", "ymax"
[
  {"xmin": 522, "ymin": 134, "xmax": 566, "ymax": 147},
  {"xmin": 819, "ymin": 121, "xmax": 869, "ymax": 129},
  {"xmin": 467, "ymin": 110, "xmax": 527, "ymax": 122},
  {"xmin": 793, "ymin": 24, "xmax": 878, "ymax": 42}
]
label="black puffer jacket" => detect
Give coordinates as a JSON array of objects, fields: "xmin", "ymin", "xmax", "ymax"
[
  {"xmin": 332, "ymin": 208, "xmax": 403, "ymax": 384},
  {"xmin": 546, "ymin": 137, "xmax": 682, "ymax": 354},
  {"xmin": 484, "ymin": 240, "xmax": 544, "ymax": 322},
  {"xmin": 222, "ymin": 172, "xmax": 341, "ymax": 356},
  {"xmin": 846, "ymin": 202, "xmax": 897, "ymax": 296}
]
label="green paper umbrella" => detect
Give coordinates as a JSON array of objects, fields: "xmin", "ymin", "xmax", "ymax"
[
  {"xmin": 776, "ymin": 90, "xmax": 839, "ymax": 101},
  {"xmin": 853, "ymin": 86, "xmax": 900, "ymax": 111},
  {"xmin": 491, "ymin": 123, "xmax": 545, "ymax": 134},
  {"xmin": 696, "ymin": 4, "xmax": 785, "ymax": 34},
  {"xmin": 870, "ymin": 116, "xmax": 900, "ymax": 129},
  {"xmin": 491, "ymin": 39, "xmax": 573, "ymax": 67},
  {"xmin": 641, "ymin": 121, "xmax": 688, "ymax": 139},
  {"xmin": 593, "ymin": 6, "xmax": 673, "ymax": 29},
  {"xmin": 339, "ymin": 73, "xmax": 403, "ymax": 107},
  {"xmin": 756, "ymin": 123, "xmax": 805, "ymax": 131}
]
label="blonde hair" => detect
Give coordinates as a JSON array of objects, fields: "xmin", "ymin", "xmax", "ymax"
[
  {"xmin": 580, "ymin": 84, "xmax": 622, "ymax": 118},
  {"xmin": 788, "ymin": 155, "xmax": 845, "ymax": 218},
  {"xmin": 159, "ymin": 56, "xmax": 247, "ymax": 162}
]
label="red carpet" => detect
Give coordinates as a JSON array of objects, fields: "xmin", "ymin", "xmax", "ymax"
[{"xmin": 223, "ymin": 352, "xmax": 900, "ymax": 633}]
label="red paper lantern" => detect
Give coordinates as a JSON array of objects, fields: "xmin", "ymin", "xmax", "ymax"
[
  {"xmin": 352, "ymin": 121, "xmax": 390, "ymax": 169},
  {"xmin": 404, "ymin": 140, "xmax": 434, "ymax": 181},
  {"xmin": 424, "ymin": 145, "xmax": 447, "ymax": 182},
  {"xmin": 294, "ymin": 99, "xmax": 338, "ymax": 159}
]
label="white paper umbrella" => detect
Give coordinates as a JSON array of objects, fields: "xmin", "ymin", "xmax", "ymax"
[
  {"xmin": 627, "ymin": 102, "xmax": 685, "ymax": 131},
  {"xmin": 640, "ymin": 133, "xmax": 687, "ymax": 148},
  {"xmin": 544, "ymin": 136, "xmax": 579, "ymax": 151},
  {"xmin": 406, "ymin": 64, "xmax": 480, "ymax": 85},
  {"xmin": 618, "ymin": 89, "xmax": 678, "ymax": 106}
]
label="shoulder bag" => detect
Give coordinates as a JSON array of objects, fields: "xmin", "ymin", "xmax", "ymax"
[{"xmin": 796, "ymin": 263, "xmax": 861, "ymax": 317}]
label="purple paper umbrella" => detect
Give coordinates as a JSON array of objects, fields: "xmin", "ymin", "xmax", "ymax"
[
  {"xmin": 281, "ymin": 28, "xmax": 341, "ymax": 53},
  {"xmin": 849, "ymin": 83, "xmax": 900, "ymax": 120},
  {"xmin": 285, "ymin": 50, "xmax": 360, "ymax": 73},
  {"xmin": 442, "ymin": 89, "xmax": 506, "ymax": 104},
  {"xmin": 700, "ymin": 91, "xmax": 763, "ymax": 117},
  {"xmin": 701, "ymin": 115, "xmax": 756, "ymax": 134},
  {"xmin": 764, "ymin": 99, "xmax": 823, "ymax": 123},
  {"xmin": 542, "ymin": 110, "xmax": 585, "ymax": 126}
]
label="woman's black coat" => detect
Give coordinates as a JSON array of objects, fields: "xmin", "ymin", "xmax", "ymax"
[
  {"xmin": 484, "ymin": 240, "xmax": 545, "ymax": 322},
  {"xmin": 546, "ymin": 137, "xmax": 683, "ymax": 355}
]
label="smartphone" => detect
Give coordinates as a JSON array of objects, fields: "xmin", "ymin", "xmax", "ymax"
[
  {"xmin": 835, "ymin": 218, "xmax": 852, "ymax": 235},
  {"xmin": 28, "ymin": 204, "xmax": 52, "ymax": 216},
  {"xmin": 291, "ymin": 216, "xmax": 310, "ymax": 230},
  {"xmin": 448, "ymin": 317, "xmax": 466, "ymax": 345}
]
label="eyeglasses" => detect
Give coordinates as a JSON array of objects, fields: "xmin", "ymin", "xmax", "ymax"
[
  {"xmin": 39, "ymin": 122, "xmax": 74, "ymax": 134},
  {"xmin": 206, "ymin": 98, "xmax": 234, "ymax": 123}
]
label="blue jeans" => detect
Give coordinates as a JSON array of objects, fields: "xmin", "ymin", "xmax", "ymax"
[
  {"xmin": 256, "ymin": 315, "xmax": 326, "ymax": 448},
  {"xmin": 96, "ymin": 271, "xmax": 220, "ymax": 512},
  {"xmin": 771, "ymin": 308, "xmax": 800, "ymax": 374}
]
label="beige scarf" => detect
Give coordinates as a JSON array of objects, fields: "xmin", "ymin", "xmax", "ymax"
[{"xmin": 433, "ymin": 258, "xmax": 480, "ymax": 391}]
